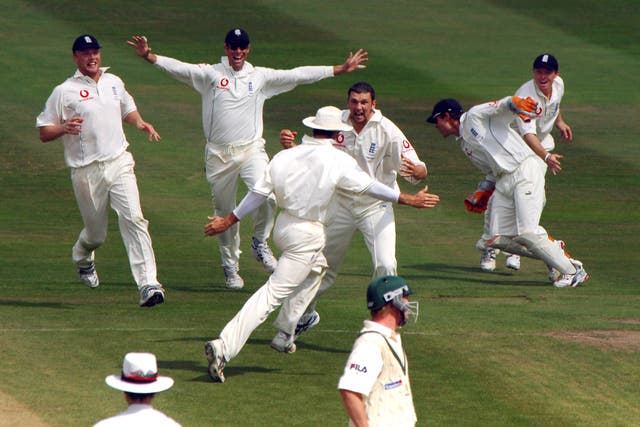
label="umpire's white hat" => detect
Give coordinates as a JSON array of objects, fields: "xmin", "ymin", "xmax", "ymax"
[
  {"xmin": 302, "ymin": 106, "xmax": 353, "ymax": 132},
  {"xmin": 105, "ymin": 352, "xmax": 174, "ymax": 394}
]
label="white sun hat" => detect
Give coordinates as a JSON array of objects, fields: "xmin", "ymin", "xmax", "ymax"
[
  {"xmin": 302, "ymin": 106, "xmax": 352, "ymax": 132},
  {"xmin": 105, "ymin": 352, "xmax": 174, "ymax": 394}
]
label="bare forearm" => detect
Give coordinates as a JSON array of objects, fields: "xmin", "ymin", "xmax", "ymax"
[
  {"xmin": 39, "ymin": 125, "xmax": 64, "ymax": 142},
  {"xmin": 340, "ymin": 390, "xmax": 369, "ymax": 427}
]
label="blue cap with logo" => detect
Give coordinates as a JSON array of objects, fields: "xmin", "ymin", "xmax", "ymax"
[
  {"xmin": 533, "ymin": 53, "xmax": 558, "ymax": 71},
  {"xmin": 225, "ymin": 28, "xmax": 250, "ymax": 49},
  {"xmin": 72, "ymin": 34, "xmax": 101, "ymax": 52}
]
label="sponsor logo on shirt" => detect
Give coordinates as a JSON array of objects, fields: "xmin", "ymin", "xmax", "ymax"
[
  {"xmin": 79, "ymin": 89, "xmax": 93, "ymax": 102},
  {"xmin": 401, "ymin": 139, "xmax": 415, "ymax": 154},
  {"xmin": 464, "ymin": 147, "xmax": 473, "ymax": 157},
  {"xmin": 218, "ymin": 78, "xmax": 230, "ymax": 89},
  {"xmin": 349, "ymin": 363, "xmax": 367, "ymax": 373},
  {"xmin": 384, "ymin": 379, "xmax": 403, "ymax": 390}
]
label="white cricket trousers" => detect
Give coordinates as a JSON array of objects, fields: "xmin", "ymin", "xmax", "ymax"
[
  {"xmin": 70, "ymin": 151, "xmax": 159, "ymax": 288},
  {"xmin": 479, "ymin": 155, "xmax": 550, "ymax": 244},
  {"xmin": 220, "ymin": 213, "xmax": 327, "ymax": 361},
  {"xmin": 205, "ymin": 141, "xmax": 276, "ymax": 269},
  {"xmin": 273, "ymin": 201, "xmax": 397, "ymax": 336}
]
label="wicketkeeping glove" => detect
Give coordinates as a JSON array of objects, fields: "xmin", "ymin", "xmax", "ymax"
[
  {"xmin": 508, "ymin": 96, "xmax": 540, "ymax": 122},
  {"xmin": 464, "ymin": 180, "xmax": 495, "ymax": 213}
]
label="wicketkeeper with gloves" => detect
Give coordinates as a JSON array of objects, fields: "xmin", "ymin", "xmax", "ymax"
[{"xmin": 426, "ymin": 96, "xmax": 589, "ymax": 288}]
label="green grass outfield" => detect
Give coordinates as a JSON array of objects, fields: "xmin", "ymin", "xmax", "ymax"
[{"xmin": 1, "ymin": 0, "xmax": 639, "ymax": 425}]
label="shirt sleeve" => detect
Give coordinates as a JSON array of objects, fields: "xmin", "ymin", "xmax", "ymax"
[
  {"xmin": 154, "ymin": 55, "xmax": 213, "ymax": 93},
  {"xmin": 338, "ymin": 163, "xmax": 376, "ymax": 195},
  {"xmin": 338, "ymin": 336, "xmax": 384, "ymax": 396},
  {"xmin": 385, "ymin": 119, "xmax": 426, "ymax": 185},
  {"xmin": 261, "ymin": 66, "xmax": 334, "ymax": 99},
  {"xmin": 119, "ymin": 80, "xmax": 137, "ymax": 118},
  {"xmin": 36, "ymin": 85, "xmax": 64, "ymax": 127}
]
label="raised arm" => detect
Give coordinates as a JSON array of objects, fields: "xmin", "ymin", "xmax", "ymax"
[
  {"xmin": 127, "ymin": 35, "xmax": 157, "ymax": 64},
  {"xmin": 333, "ymin": 49, "xmax": 368, "ymax": 75}
]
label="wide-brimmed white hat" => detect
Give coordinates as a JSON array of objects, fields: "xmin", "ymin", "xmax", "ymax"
[
  {"xmin": 302, "ymin": 106, "xmax": 352, "ymax": 132},
  {"xmin": 105, "ymin": 352, "xmax": 174, "ymax": 394}
]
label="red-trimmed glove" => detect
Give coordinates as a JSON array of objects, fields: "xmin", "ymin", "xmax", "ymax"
[
  {"xmin": 508, "ymin": 96, "xmax": 540, "ymax": 122},
  {"xmin": 464, "ymin": 187, "xmax": 494, "ymax": 213}
]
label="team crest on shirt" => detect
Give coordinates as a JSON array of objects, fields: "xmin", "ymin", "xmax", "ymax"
[
  {"xmin": 248, "ymin": 81, "xmax": 254, "ymax": 94},
  {"xmin": 365, "ymin": 142, "xmax": 377, "ymax": 160}
]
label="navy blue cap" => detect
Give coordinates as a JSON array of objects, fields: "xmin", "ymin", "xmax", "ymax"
[
  {"xmin": 426, "ymin": 99, "xmax": 464, "ymax": 123},
  {"xmin": 72, "ymin": 34, "xmax": 101, "ymax": 52},
  {"xmin": 225, "ymin": 28, "xmax": 250, "ymax": 49},
  {"xmin": 533, "ymin": 54, "xmax": 558, "ymax": 71}
]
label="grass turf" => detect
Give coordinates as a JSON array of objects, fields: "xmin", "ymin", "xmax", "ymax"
[{"xmin": 1, "ymin": 0, "xmax": 639, "ymax": 426}]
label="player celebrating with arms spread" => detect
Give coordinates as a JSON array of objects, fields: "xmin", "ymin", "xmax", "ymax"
[{"xmin": 128, "ymin": 30, "xmax": 367, "ymax": 290}]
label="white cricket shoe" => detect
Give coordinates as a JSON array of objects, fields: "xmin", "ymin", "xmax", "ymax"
[
  {"xmin": 251, "ymin": 237, "xmax": 278, "ymax": 273},
  {"xmin": 139, "ymin": 284, "xmax": 165, "ymax": 307},
  {"xmin": 223, "ymin": 265, "xmax": 244, "ymax": 289},
  {"xmin": 505, "ymin": 254, "xmax": 521, "ymax": 270},
  {"xmin": 270, "ymin": 330, "xmax": 297, "ymax": 353},
  {"xmin": 553, "ymin": 261, "xmax": 589, "ymax": 288},
  {"xmin": 480, "ymin": 248, "xmax": 497, "ymax": 271},
  {"xmin": 78, "ymin": 264, "xmax": 100, "ymax": 288},
  {"xmin": 294, "ymin": 310, "xmax": 321, "ymax": 340},
  {"xmin": 204, "ymin": 339, "xmax": 226, "ymax": 383}
]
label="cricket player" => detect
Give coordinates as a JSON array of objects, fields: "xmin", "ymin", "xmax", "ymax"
[
  {"xmin": 127, "ymin": 30, "xmax": 368, "ymax": 289},
  {"xmin": 202, "ymin": 106, "xmax": 440, "ymax": 382},
  {"xmin": 426, "ymin": 96, "xmax": 588, "ymax": 288},
  {"xmin": 36, "ymin": 34, "xmax": 165, "ymax": 307},
  {"xmin": 271, "ymin": 82, "xmax": 428, "ymax": 353},
  {"xmin": 339, "ymin": 275, "xmax": 418, "ymax": 427},
  {"xmin": 471, "ymin": 54, "xmax": 572, "ymax": 274}
]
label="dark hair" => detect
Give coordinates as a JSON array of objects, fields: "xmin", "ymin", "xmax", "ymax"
[
  {"xmin": 313, "ymin": 129, "xmax": 337, "ymax": 138},
  {"xmin": 125, "ymin": 391, "xmax": 155, "ymax": 400},
  {"xmin": 348, "ymin": 82, "xmax": 375, "ymax": 101}
]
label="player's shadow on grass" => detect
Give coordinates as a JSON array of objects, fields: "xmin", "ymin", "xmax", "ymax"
[
  {"xmin": 250, "ymin": 338, "xmax": 350, "ymax": 355},
  {"xmin": 404, "ymin": 262, "xmax": 548, "ymax": 287},
  {"xmin": 0, "ymin": 299, "xmax": 70, "ymax": 309}
]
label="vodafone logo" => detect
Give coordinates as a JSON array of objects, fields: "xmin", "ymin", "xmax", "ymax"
[
  {"xmin": 402, "ymin": 139, "xmax": 411, "ymax": 149},
  {"xmin": 219, "ymin": 78, "xmax": 230, "ymax": 89},
  {"xmin": 80, "ymin": 90, "xmax": 89, "ymax": 98},
  {"xmin": 335, "ymin": 133, "xmax": 345, "ymax": 144}
]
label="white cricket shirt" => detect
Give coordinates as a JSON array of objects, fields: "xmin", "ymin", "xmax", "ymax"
[
  {"xmin": 459, "ymin": 97, "xmax": 536, "ymax": 176},
  {"xmin": 154, "ymin": 56, "xmax": 333, "ymax": 146},
  {"xmin": 333, "ymin": 109, "xmax": 426, "ymax": 216},
  {"xmin": 251, "ymin": 135, "xmax": 375, "ymax": 223},
  {"xmin": 36, "ymin": 68, "xmax": 136, "ymax": 168},
  {"xmin": 515, "ymin": 76, "xmax": 565, "ymax": 151}
]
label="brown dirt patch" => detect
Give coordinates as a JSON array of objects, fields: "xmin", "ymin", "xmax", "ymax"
[
  {"xmin": 0, "ymin": 390, "xmax": 50, "ymax": 427},
  {"xmin": 547, "ymin": 330, "xmax": 640, "ymax": 352}
]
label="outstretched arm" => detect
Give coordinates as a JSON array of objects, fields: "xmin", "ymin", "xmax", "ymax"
[
  {"xmin": 127, "ymin": 35, "xmax": 158, "ymax": 64},
  {"xmin": 333, "ymin": 49, "xmax": 368, "ymax": 75}
]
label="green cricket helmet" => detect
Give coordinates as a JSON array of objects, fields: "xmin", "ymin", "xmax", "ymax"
[{"xmin": 366, "ymin": 275, "xmax": 419, "ymax": 325}]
